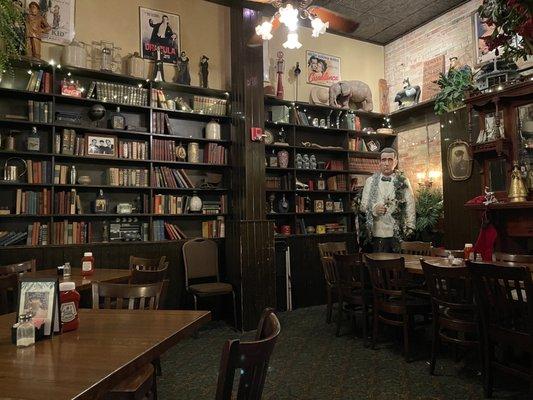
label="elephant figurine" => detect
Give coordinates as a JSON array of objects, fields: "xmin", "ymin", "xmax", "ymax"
[
  {"xmin": 329, "ymin": 80, "xmax": 374, "ymax": 111},
  {"xmin": 394, "ymin": 78, "xmax": 421, "ymax": 109}
]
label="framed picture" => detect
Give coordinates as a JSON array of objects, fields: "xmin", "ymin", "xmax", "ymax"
[
  {"xmin": 139, "ymin": 7, "xmax": 180, "ymax": 63},
  {"xmin": 17, "ymin": 278, "xmax": 59, "ymax": 337},
  {"xmin": 85, "ymin": 133, "xmax": 117, "ymax": 157},
  {"xmin": 306, "ymin": 50, "xmax": 341, "ymax": 86},
  {"xmin": 314, "ymin": 199, "xmax": 324, "ymax": 213},
  {"xmin": 24, "ymin": 0, "xmax": 76, "ymax": 45},
  {"xmin": 472, "ymin": 12, "xmax": 502, "ymax": 67},
  {"xmin": 477, "ymin": 111, "xmax": 505, "ymax": 143},
  {"xmin": 447, "ymin": 140, "xmax": 473, "ymax": 181}
]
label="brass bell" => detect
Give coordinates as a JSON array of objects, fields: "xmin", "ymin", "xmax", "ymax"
[{"xmin": 508, "ymin": 163, "xmax": 528, "ymax": 202}]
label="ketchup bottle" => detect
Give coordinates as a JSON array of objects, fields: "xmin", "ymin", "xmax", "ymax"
[
  {"xmin": 81, "ymin": 251, "xmax": 94, "ymax": 277},
  {"xmin": 59, "ymin": 282, "xmax": 80, "ymax": 332}
]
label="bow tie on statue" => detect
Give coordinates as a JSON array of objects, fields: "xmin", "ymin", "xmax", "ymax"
[{"xmin": 381, "ymin": 176, "xmax": 392, "ymax": 182}]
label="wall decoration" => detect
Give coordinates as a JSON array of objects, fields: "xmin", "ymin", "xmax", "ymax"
[
  {"xmin": 17, "ymin": 278, "xmax": 58, "ymax": 337},
  {"xmin": 25, "ymin": 0, "xmax": 76, "ymax": 46},
  {"xmin": 421, "ymin": 55, "xmax": 445, "ymax": 101},
  {"xmin": 139, "ymin": 7, "xmax": 180, "ymax": 64},
  {"xmin": 24, "ymin": 1, "xmax": 51, "ymax": 59},
  {"xmin": 329, "ymin": 80, "xmax": 373, "ymax": 111},
  {"xmin": 472, "ymin": 11, "xmax": 501, "ymax": 67},
  {"xmin": 85, "ymin": 133, "xmax": 117, "ymax": 157},
  {"xmin": 378, "ymin": 79, "xmax": 389, "ymax": 114},
  {"xmin": 306, "ymin": 50, "xmax": 340, "ymax": 86},
  {"xmin": 447, "ymin": 140, "xmax": 473, "ymax": 181}
]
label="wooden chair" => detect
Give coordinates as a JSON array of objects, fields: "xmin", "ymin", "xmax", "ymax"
[
  {"xmin": 92, "ymin": 282, "xmax": 165, "ymax": 400},
  {"xmin": 129, "ymin": 266, "xmax": 168, "ymax": 284},
  {"xmin": 493, "ymin": 252, "xmax": 533, "ymax": 264},
  {"xmin": 182, "ymin": 238, "xmax": 237, "ymax": 329},
  {"xmin": 318, "ymin": 242, "xmax": 347, "ymax": 324},
  {"xmin": 400, "ymin": 241, "xmax": 433, "ymax": 256},
  {"xmin": 215, "ymin": 308, "xmax": 281, "ymax": 400},
  {"xmin": 129, "ymin": 256, "xmax": 167, "ymax": 271},
  {"xmin": 0, "ymin": 259, "xmax": 36, "ymax": 276},
  {"xmin": 365, "ymin": 254, "xmax": 431, "ymax": 361},
  {"xmin": 0, "ymin": 273, "xmax": 18, "ymax": 315},
  {"xmin": 421, "ymin": 260, "xmax": 480, "ymax": 375},
  {"xmin": 468, "ymin": 261, "xmax": 533, "ymax": 398},
  {"xmin": 333, "ymin": 253, "xmax": 372, "ymax": 342}
]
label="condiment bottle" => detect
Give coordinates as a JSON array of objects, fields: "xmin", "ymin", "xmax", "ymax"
[
  {"xmin": 81, "ymin": 251, "xmax": 94, "ymax": 277},
  {"xmin": 16, "ymin": 312, "xmax": 35, "ymax": 347},
  {"xmin": 464, "ymin": 243, "xmax": 473, "ymax": 261},
  {"xmin": 59, "ymin": 282, "xmax": 80, "ymax": 332}
]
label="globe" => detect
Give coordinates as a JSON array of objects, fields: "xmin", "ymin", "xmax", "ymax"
[{"xmin": 88, "ymin": 104, "xmax": 106, "ymax": 122}]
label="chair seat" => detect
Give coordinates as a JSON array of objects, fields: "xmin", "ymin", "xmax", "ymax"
[
  {"xmin": 188, "ymin": 282, "xmax": 233, "ymax": 295},
  {"xmin": 106, "ymin": 363, "xmax": 154, "ymax": 400}
]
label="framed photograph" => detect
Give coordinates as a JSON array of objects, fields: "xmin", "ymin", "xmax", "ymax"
[
  {"xmin": 24, "ymin": 0, "xmax": 76, "ymax": 45},
  {"xmin": 17, "ymin": 278, "xmax": 59, "ymax": 337},
  {"xmin": 477, "ymin": 111, "xmax": 505, "ymax": 143},
  {"xmin": 94, "ymin": 198, "xmax": 108, "ymax": 213},
  {"xmin": 314, "ymin": 199, "xmax": 324, "ymax": 213},
  {"xmin": 447, "ymin": 140, "xmax": 473, "ymax": 181},
  {"xmin": 139, "ymin": 7, "xmax": 180, "ymax": 63},
  {"xmin": 85, "ymin": 133, "xmax": 117, "ymax": 157},
  {"xmin": 472, "ymin": 12, "xmax": 502, "ymax": 67},
  {"xmin": 306, "ymin": 50, "xmax": 341, "ymax": 86}
]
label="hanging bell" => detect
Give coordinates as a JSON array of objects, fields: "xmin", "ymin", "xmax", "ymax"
[{"xmin": 508, "ymin": 163, "xmax": 528, "ymax": 202}]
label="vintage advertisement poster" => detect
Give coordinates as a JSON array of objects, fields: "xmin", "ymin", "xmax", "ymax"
[
  {"xmin": 306, "ymin": 50, "xmax": 341, "ymax": 86},
  {"xmin": 24, "ymin": 0, "xmax": 75, "ymax": 45},
  {"xmin": 139, "ymin": 7, "xmax": 180, "ymax": 63}
]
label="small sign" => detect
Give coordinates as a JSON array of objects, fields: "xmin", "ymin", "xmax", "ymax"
[{"xmin": 422, "ymin": 55, "xmax": 445, "ymax": 102}]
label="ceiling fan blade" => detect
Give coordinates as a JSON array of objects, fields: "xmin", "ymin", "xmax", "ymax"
[{"xmin": 308, "ymin": 6, "xmax": 359, "ymax": 34}]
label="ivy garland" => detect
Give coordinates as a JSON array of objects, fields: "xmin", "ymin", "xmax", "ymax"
[
  {"xmin": 0, "ymin": 0, "xmax": 25, "ymax": 74},
  {"xmin": 390, "ymin": 171, "xmax": 409, "ymax": 251}
]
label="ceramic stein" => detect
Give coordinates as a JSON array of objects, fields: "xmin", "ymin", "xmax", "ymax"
[
  {"xmin": 205, "ymin": 120, "xmax": 221, "ymax": 140},
  {"xmin": 277, "ymin": 149, "xmax": 289, "ymax": 168}
]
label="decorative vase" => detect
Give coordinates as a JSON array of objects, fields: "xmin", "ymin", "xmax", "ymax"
[{"xmin": 277, "ymin": 150, "xmax": 289, "ymax": 168}]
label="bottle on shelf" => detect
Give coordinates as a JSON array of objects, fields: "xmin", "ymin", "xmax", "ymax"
[
  {"xmin": 59, "ymin": 282, "xmax": 80, "ymax": 333},
  {"xmin": 110, "ymin": 106, "xmax": 125, "ymax": 130},
  {"xmin": 69, "ymin": 165, "xmax": 77, "ymax": 184},
  {"xmin": 81, "ymin": 252, "xmax": 94, "ymax": 277},
  {"xmin": 26, "ymin": 127, "xmax": 40, "ymax": 151}
]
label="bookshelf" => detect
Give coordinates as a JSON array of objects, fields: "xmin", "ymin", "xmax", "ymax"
[
  {"xmin": 0, "ymin": 60, "xmax": 231, "ymax": 248},
  {"xmin": 264, "ymin": 96, "xmax": 396, "ymax": 238}
]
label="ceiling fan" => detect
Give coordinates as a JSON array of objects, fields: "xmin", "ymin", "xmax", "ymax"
[{"xmin": 249, "ymin": 0, "xmax": 359, "ymax": 49}]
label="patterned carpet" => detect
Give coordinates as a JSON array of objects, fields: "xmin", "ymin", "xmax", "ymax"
[{"xmin": 159, "ymin": 306, "xmax": 530, "ymax": 400}]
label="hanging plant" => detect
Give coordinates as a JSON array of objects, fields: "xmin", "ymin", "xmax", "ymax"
[
  {"xmin": 433, "ymin": 66, "xmax": 475, "ymax": 115},
  {"xmin": 478, "ymin": 0, "xmax": 533, "ymax": 61},
  {"xmin": 0, "ymin": 0, "xmax": 26, "ymax": 74}
]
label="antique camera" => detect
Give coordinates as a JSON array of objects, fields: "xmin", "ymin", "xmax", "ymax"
[
  {"xmin": 116, "ymin": 203, "xmax": 133, "ymax": 214},
  {"xmin": 109, "ymin": 218, "xmax": 142, "ymax": 241}
]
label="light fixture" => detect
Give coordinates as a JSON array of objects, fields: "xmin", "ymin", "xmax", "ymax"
[{"xmin": 256, "ymin": 1, "xmax": 329, "ymax": 49}]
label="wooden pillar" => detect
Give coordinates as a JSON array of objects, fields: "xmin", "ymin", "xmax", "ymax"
[{"xmin": 226, "ymin": 5, "xmax": 276, "ymax": 331}]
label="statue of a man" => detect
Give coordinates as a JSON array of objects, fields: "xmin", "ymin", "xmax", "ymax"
[
  {"xmin": 176, "ymin": 51, "xmax": 191, "ymax": 85},
  {"xmin": 25, "ymin": 1, "xmax": 51, "ymax": 60},
  {"xmin": 200, "ymin": 55, "xmax": 209, "ymax": 88}
]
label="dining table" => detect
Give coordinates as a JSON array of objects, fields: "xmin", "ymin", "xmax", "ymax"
[
  {"xmin": 28, "ymin": 268, "xmax": 132, "ymax": 290},
  {"xmin": 0, "ymin": 309, "xmax": 210, "ymax": 400}
]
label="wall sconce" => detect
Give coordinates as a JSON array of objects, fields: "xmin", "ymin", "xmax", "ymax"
[{"xmin": 417, "ymin": 170, "xmax": 442, "ymax": 188}]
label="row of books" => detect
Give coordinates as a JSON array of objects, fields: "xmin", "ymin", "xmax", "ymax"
[
  {"xmin": 152, "ymin": 167, "xmax": 194, "ymax": 188},
  {"xmin": 326, "ymin": 175, "xmax": 347, "ymax": 191},
  {"xmin": 193, "ymin": 96, "xmax": 227, "ymax": 116},
  {"xmin": 152, "ymin": 138, "xmax": 177, "ymax": 161},
  {"xmin": 55, "ymin": 129, "xmax": 83, "ymax": 155},
  {"xmin": 55, "ymin": 189, "xmax": 82, "ymax": 215},
  {"xmin": 325, "ymin": 160, "xmax": 345, "ymax": 171},
  {"xmin": 295, "ymin": 219, "xmax": 346, "ymax": 235},
  {"xmin": 202, "ymin": 217, "xmax": 225, "ymax": 238},
  {"xmin": 348, "ymin": 157, "xmax": 379, "ymax": 173},
  {"xmin": 15, "ymin": 189, "xmax": 51, "ymax": 215},
  {"xmin": 204, "ymin": 143, "xmax": 227, "ymax": 165},
  {"xmin": 54, "ymin": 165, "xmax": 74, "ymax": 184},
  {"xmin": 153, "ymin": 111, "xmax": 174, "ymax": 134},
  {"xmin": 265, "ymin": 174, "xmax": 292, "ymax": 190},
  {"xmin": 87, "ymin": 81, "xmax": 149, "ymax": 106},
  {"xmin": 28, "ymin": 100, "xmax": 53, "ymax": 123},
  {"xmin": 26, "ymin": 160, "xmax": 51, "ymax": 184},
  {"xmin": 345, "ymin": 114, "xmax": 361, "ymax": 131},
  {"xmin": 107, "ymin": 168, "xmax": 149, "ymax": 187},
  {"xmin": 348, "ymin": 137, "xmax": 371, "ymax": 152},
  {"xmin": 153, "ymin": 194, "xmax": 227, "ymax": 215},
  {"xmin": 152, "ymin": 219, "xmax": 187, "ymax": 241},
  {"xmin": 25, "ymin": 70, "xmax": 52, "ymax": 93},
  {"xmin": 0, "ymin": 231, "xmax": 28, "ymax": 246},
  {"xmin": 293, "ymin": 110, "xmax": 312, "ymax": 126},
  {"xmin": 151, "ymin": 89, "xmax": 170, "ymax": 109},
  {"xmin": 52, "ymin": 220, "xmax": 90, "ymax": 244},
  {"xmin": 27, "ymin": 222, "xmax": 48, "ymax": 245},
  {"xmin": 118, "ymin": 140, "xmax": 148, "ymax": 160}
]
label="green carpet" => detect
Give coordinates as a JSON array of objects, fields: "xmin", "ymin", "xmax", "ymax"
[{"xmin": 158, "ymin": 306, "xmax": 530, "ymax": 400}]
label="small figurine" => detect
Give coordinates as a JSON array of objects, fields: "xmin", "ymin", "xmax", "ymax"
[
  {"xmin": 153, "ymin": 46, "xmax": 165, "ymax": 82},
  {"xmin": 394, "ymin": 78, "xmax": 421, "ymax": 109},
  {"xmin": 200, "ymin": 55, "xmax": 209, "ymax": 88},
  {"xmin": 483, "ymin": 186, "xmax": 498, "ymax": 205},
  {"xmin": 176, "ymin": 51, "xmax": 191, "ymax": 85},
  {"xmin": 25, "ymin": 1, "xmax": 51, "ymax": 60},
  {"xmin": 276, "ymin": 51, "xmax": 285, "ymax": 99},
  {"xmin": 293, "ymin": 61, "xmax": 301, "ymax": 101}
]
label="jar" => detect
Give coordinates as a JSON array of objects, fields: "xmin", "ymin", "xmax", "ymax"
[
  {"xmin": 277, "ymin": 149, "xmax": 289, "ymax": 168},
  {"xmin": 81, "ymin": 252, "xmax": 94, "ymax": 277},
  {"xmin": 205, "ymin": 120, "xmax": 221, "ymax": 140},
  {"xmin": 16, "ymin": 313, "xmax": 35, "ymax": 347},
  {"xmin": 126, "ymin": 52, "xmax": 145, "ymax": 78},
  {"xmin": 61, "ymin": 40, "xmax": 88, "ymax": 68},
  {"xmin": 59, "ymin": 282, "xmax": 80, "ymax": 333},
  {"xmin": 187, "ymin": 142, "xmax": 200, "ymax": 163}
]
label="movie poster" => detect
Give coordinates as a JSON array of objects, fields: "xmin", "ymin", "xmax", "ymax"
[
  {"xmin": 24, "ymin": 0, "xmax": 75, "ymax": 45},
  {"xmin": 306, "ymin": 50, "xmax": 341, "ymax": 86},
  {"xmin": 139, "ymin": 7, "xmax": 180, "ymax": 63}
]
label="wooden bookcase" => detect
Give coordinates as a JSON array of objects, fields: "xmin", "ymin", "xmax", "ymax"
[{"xmin": 0, "ymin": 59, "xmax": 231, "ymax": 250}]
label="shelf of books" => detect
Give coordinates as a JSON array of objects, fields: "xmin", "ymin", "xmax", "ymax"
[
  {"xmin": 0, "ymin": 60, "xmax": 231, "ymax": 248},
  {"xmin": 264, "ymin": 96, "xmax": 396, "ymax": 238}
]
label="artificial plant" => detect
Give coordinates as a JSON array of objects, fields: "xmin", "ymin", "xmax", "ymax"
[
  {"xmin": 478, "ymin": 0, "xmax": 533, "ymax": 61},
  {"xmin": 433, "ymin": 66, "xmax": 474, "ymax": 115},
  {"xmin": 0, "ymin": 0, "xmax": 25, "ymax": 74},
  {"xmin": 413, "ymin": 187, "xmax": 443, "ymax": 242}
]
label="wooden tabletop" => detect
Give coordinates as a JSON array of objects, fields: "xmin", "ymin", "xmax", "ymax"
[
  {"xmin": 0, "ymin": 309, "xmax": 210, "ymax": 400},
  {"xmin": 366, "ymin": 253, "xmax": 533, "ymax": 275},
  {"xmin": 29, "ymin": 268, "xmax": 131, "ymax": 290}
]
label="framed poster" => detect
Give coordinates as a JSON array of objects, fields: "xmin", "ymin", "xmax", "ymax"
[
  {"xmin": 139, "ymin": 7, "xmax": 180, "ymax": 63},
  {"xmin": 306, "ymin": 50, "xmax": 341, "ymax": 86},
  {"xmin": 17, "ymin": 278, "xmax": 59, "ymax": 337},
  {"xmin": 24, "ymin": 0, "xmax": 75, "ymax": 45},
  {"xmin": 472, "ymin": 12, "xmax": 502, "ymax": 67}
]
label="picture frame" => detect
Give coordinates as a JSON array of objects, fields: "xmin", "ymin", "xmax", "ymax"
[
  {"xmin": 314, "ymin": 199, "xmax": 324, "ymax": 213},
  {"xmin": 447, "ymin": 140, "xmax": 473, "ymax": 181},
  {"xmin": 24, "ymin": 0, "xmax": 76, "ymax": 45},
  {"xmin": 139, "ymin": 6, "xmax": 180, "ymax": 64},
  {"xmin": 85, "ymin": 133, "xmax": 117, "ymax": 158},
  {"xmin": 306, "ymin": 50, "xmax": 341, "ymax": 86},
  {"xmin": 17, "ymin": 278, "xmax": 59, "ymax": 337}
]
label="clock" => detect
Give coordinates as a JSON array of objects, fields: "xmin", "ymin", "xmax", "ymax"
[{"xmin": 264, "ymin": 130, "xmax": 274, "ymax": 145}]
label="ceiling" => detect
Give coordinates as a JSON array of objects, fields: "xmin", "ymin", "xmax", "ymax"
[{"xmin": 312, "ymin": 0, "xmax": 468, "ymax": 44}]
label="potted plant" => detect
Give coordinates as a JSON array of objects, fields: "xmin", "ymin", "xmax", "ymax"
[
  {"xmin": 434, "ymin": 65, "xmax": 475, "ymax": 115},
  {"xmin": 0, "ymin": 0, "xmax": 25, "ymax": 74},
  {"xmin": 414, "ymin": 187, "xmax": 444, "ymax": 243}
]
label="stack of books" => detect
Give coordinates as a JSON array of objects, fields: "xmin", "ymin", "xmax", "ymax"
[
  {"xmin": 28, "ymin": 100, "xmax": 53, "ymax": 123},
  {"xmin": 15, "ymin": 189, "xmax": 51, "ymax": 215}
]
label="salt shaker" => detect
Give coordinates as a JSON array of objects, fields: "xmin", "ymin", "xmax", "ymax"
[
  {"xmin": 63, "ymin": 262, "xmax": 71, "ymax": 277},
  {"xmin": 16, "ymin": 312, "xmax": 35, "ymax": 348}
]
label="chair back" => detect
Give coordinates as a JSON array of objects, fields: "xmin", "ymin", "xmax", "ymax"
[
  {"xmin": 468, "ymin": 262, "xmax": 533, "ymax": 345},
  {"xmin": 182, "ymin": 239, "xmax": 219, "ymax": 285},
  {"xmin": 318, "ymin": 242, "xmax": 347, "ymax": 258},
  {"xmin": 215, "ymin": 308, "xmax": 281, "ymax": 400},
  {"xmin": 129, "ymin": 256, "xmax": 167, "ymax": 271},
  {"xmin": 334, "ymin": 253, "xmax": 365, "ymax": 293},
  {"xmin": 400, "ymin": 241, "xmax": 432, "ymax": 256},
  {"xmin": 0, "ymin": 260, "xmax": 36, "ymax": 276},
  {"xmin": 0, "ymin": 273, "xmax": 18, "ymax": 315},
  {"xmin": 129, "ymin": 266, "xmax": 168, "ymax": 284},
  {"xmin": 321, "ymin": 256, "xmax": 338, "ymax": 288},
  {"xmin": 365, "ymin": 254, "xmax": 407, "ymax": 300},
  {"xmin": 92, "ymin": 282, "xmax": 164, "ymax": 310},
  {"xmin": 493, "ymin": 252, "xmax": 533, "ymax": 264}
]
